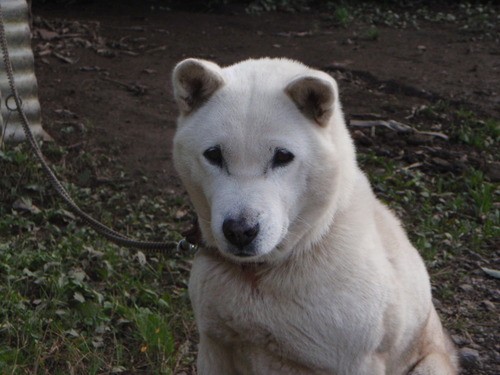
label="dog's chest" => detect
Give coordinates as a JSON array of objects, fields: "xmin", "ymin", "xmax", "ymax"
[
  {"xmin": 199, "ymin": 276, "xmax": 330, "ymax": 370},
  {"xmin": 189, "ymin": 255, "xmax": 384, "ymax": 371},
  {"xmin": 195, "ymin": 265, "xmax": 299, "ymax": 346}
]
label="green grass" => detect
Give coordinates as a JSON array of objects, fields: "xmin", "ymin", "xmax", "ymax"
[
  {"xmin": 358, "ymin": 151, "xmax": 498, "ymax": 263},
  {"xmin": 331, "ymin": 6, "xmax": 353, "ymax": 27},
  {"xmin": 452, "ymin": 111, "xmax": 499, "ymax": 149},
  {"xmin": 0, "ymin": 144, "xmax": 193, "ymax": 374},
  {"xmin": 417, "ymin": 102, "xmax": 500, "ymax": 150},
  {"xmin": 361, "ymin": 25, "xmax": 380, "ymax": 40}
]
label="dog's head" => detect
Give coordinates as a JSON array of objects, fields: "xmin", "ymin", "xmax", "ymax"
[{"xmin": 172, "ymin": 58, "xmax": 357, "ymax": 263}]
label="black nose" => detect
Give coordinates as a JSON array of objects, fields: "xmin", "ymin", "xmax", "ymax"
[{"xmin": 222, "ymin": 218, "xmax": 259, "ymax": 249}]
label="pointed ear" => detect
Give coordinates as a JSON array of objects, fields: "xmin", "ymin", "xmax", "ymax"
[
  {"xmin": 172, "ymin": 58, "xmax": 225, "ymax": 115},
  {"xmin": 285, "ymin": 76, "xmax": 336, "ymax": 126}
]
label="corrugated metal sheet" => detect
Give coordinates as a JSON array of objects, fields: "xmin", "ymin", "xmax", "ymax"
[
  {"xmin": 0, "ymin": 79, "xmax": 2, "ymax": 140},
  {"xmin": 0, "ymin": 0, "xmax": 48, "ymax": 143}
]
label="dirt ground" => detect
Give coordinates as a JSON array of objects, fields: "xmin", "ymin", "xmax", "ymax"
[{"xmin": 30, "ymin": 1, "xmax": 498, "ymax": 374}]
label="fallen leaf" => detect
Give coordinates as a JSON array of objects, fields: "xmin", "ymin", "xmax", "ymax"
[
  {"xmin": 54, "ymin": 109, "xmax": 78, "ymax": 118},
  {"xmin": 12, "ymin": 198, "xmax": 41, "ymax": 214},
  {"xmin": 175, "ymin": 208, "xmax": 189, "ymax": 219},
  {"xmin": 111, "ymin": 366, "xmax": 127, "ymax": 374},
  {"xmin": 73, "ymin": 292, "xmax": 85, "ymax": 303},
  {"xmin": 136, "ymin": 251, "xmax": 147, "ymax": 266},
  {"xmin": 38, "ymin": 28, "xmax": 60, "ymax": 40},
  {"xmin": 121, "ymin": 50, "xmax": 139, "ymax": 56},
  {"xmin": 65, "ymin": 329, "xmax": 80, "ymax": 337}
]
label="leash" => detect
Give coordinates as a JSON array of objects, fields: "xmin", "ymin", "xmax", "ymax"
[{"xmin": 0, "ymin": 4, "xmax": 194, "ymax": 254}]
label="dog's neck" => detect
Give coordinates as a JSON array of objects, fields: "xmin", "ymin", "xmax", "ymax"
[{"xmin": 202, "ymin": 245, "xmax": 265, "ymax": 291}]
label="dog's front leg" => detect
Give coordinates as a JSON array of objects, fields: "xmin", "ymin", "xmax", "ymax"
[
  {"xmin": 408, "ymin": 352, "xmax": 457, "ymax": 375},
  {"xmin": 356, "ymin": 355, "xmax": 386, "ymax": 375},
  {"xmin": 197, "ymin": 334, "xmax": 235, "ymax": 375}
]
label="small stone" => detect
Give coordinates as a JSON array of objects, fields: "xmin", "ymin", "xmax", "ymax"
[
  {"xmin": 451, "ymin": 334, "xmax": 469, "ymax": 346},
  {"xmin": 486, "ymin": 161, "xmax": 500, "ymax": 182},
  {"xmin": 459, "ymin": 347, "xmax": 480, "ymax": 369},
  {"xmin": 406, "ymin": 133, "xmax": 433, "ymax": 145},
  {"xmin": 459, "ymin": 284, "xmax": 474, "ymax": 293},
  {"xmin": 445, "ymin": 14, "xmax": 456, "ymax": 22},
  {"xmin": 432, "ymin": 298, "xmax": 442, "ymax": 308},
  {"xmin": 480, "ymin": 300, "xmax": 496, "ymax": 311},
  {"xmin": 432, "ymin": 157, "xmax": 452, "ymax": 169},
  {"xmin": 492, "ymin": 350, "xmax": 500, "ymax": 364}
]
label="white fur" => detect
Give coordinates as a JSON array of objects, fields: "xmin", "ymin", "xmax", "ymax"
[{"xmin": 172, "ymin": 58, "xmax": 458, "ymax": 375}]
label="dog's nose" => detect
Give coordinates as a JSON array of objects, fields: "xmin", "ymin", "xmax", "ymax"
[{"xmin": 222, "ymin": 218, "xmax": 259, "ymax": 249}]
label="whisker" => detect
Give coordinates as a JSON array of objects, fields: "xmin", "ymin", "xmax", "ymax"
[{"xmin": 293, "ymin": 215, "xmax": 315, "ymax": 231}]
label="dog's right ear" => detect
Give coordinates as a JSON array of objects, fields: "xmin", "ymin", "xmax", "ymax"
[{"xmin": 172, "ymin": 59, "xmax": 225, "ymax": 115}]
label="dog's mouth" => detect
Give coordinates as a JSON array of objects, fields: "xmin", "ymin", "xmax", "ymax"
[
  {"xmin": 220, "ymin": 238, "xmax": 288, "ymax": 265},
  {"xmin": 231, "ymin": 249, "xmax": 257, "ymax": 258},
  {"xmin": 222, "ymin": 244, "xmax": 263, "ymax": 262}
]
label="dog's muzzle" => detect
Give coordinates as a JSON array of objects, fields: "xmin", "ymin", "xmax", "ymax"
[{"xmin": 222, "ymin": 217, "xmax": 260, "ymax": 256}]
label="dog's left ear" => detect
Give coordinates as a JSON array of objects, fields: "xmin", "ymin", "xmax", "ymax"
[
  {"xmin": 172, "ymin": 58, "xmax": 225, "ymax": 115},
  {"xmin": 285, "ymin": 76, "xmax": 336, "ymax": 127}
]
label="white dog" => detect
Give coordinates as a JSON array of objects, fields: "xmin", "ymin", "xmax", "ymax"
[{"xmin": 172, "ymin": 58, "xmax": 458, "ymax": 375}]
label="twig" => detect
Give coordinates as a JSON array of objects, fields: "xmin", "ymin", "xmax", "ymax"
[
  {"xmin": 350, "ymin": 113, "xmax": 388, "ymax": 120},
  {"xmin": 66, "ymin": 141, "xmax": 86, "ymax": 150},
  {"xmin": 402, "ymin": 162, "xmax": 424, "ymax": 170},
  {"xmin": 101, "ymin": 76, "xmax": 147, "ymax": 95},
  {"xmin": 349, "ymin": 119, "xmax": 448, "ymax": 140},
  {"xmin": 146, "ymin": 45, "xmax": 167, "ymax": 54},
  {"xmin": 418, "ymin": 131, "xmax": 449, "ymax": 140}
]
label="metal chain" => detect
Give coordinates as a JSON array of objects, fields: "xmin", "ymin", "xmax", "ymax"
[{"xmin": 0, "ymin": 3, "xmax": 192, "ymax": 254}]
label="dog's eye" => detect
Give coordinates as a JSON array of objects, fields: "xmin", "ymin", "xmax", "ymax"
[
  {"xmin": 272, "ymin": 148, "xmax": 295, "ymax": 168},
  {"xmin": 203, "ymin": 146, "xmax": 224, "ymax": 167}
]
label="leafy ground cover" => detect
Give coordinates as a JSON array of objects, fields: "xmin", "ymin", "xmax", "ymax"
[{"xmin": 0, "ymin": 143, "xmax": 196, "ymax": 374}]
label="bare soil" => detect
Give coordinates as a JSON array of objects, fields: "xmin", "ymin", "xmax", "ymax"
[{"xmin": 31, "ymin": 2, "xmax": 499, "ymax": 374}]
